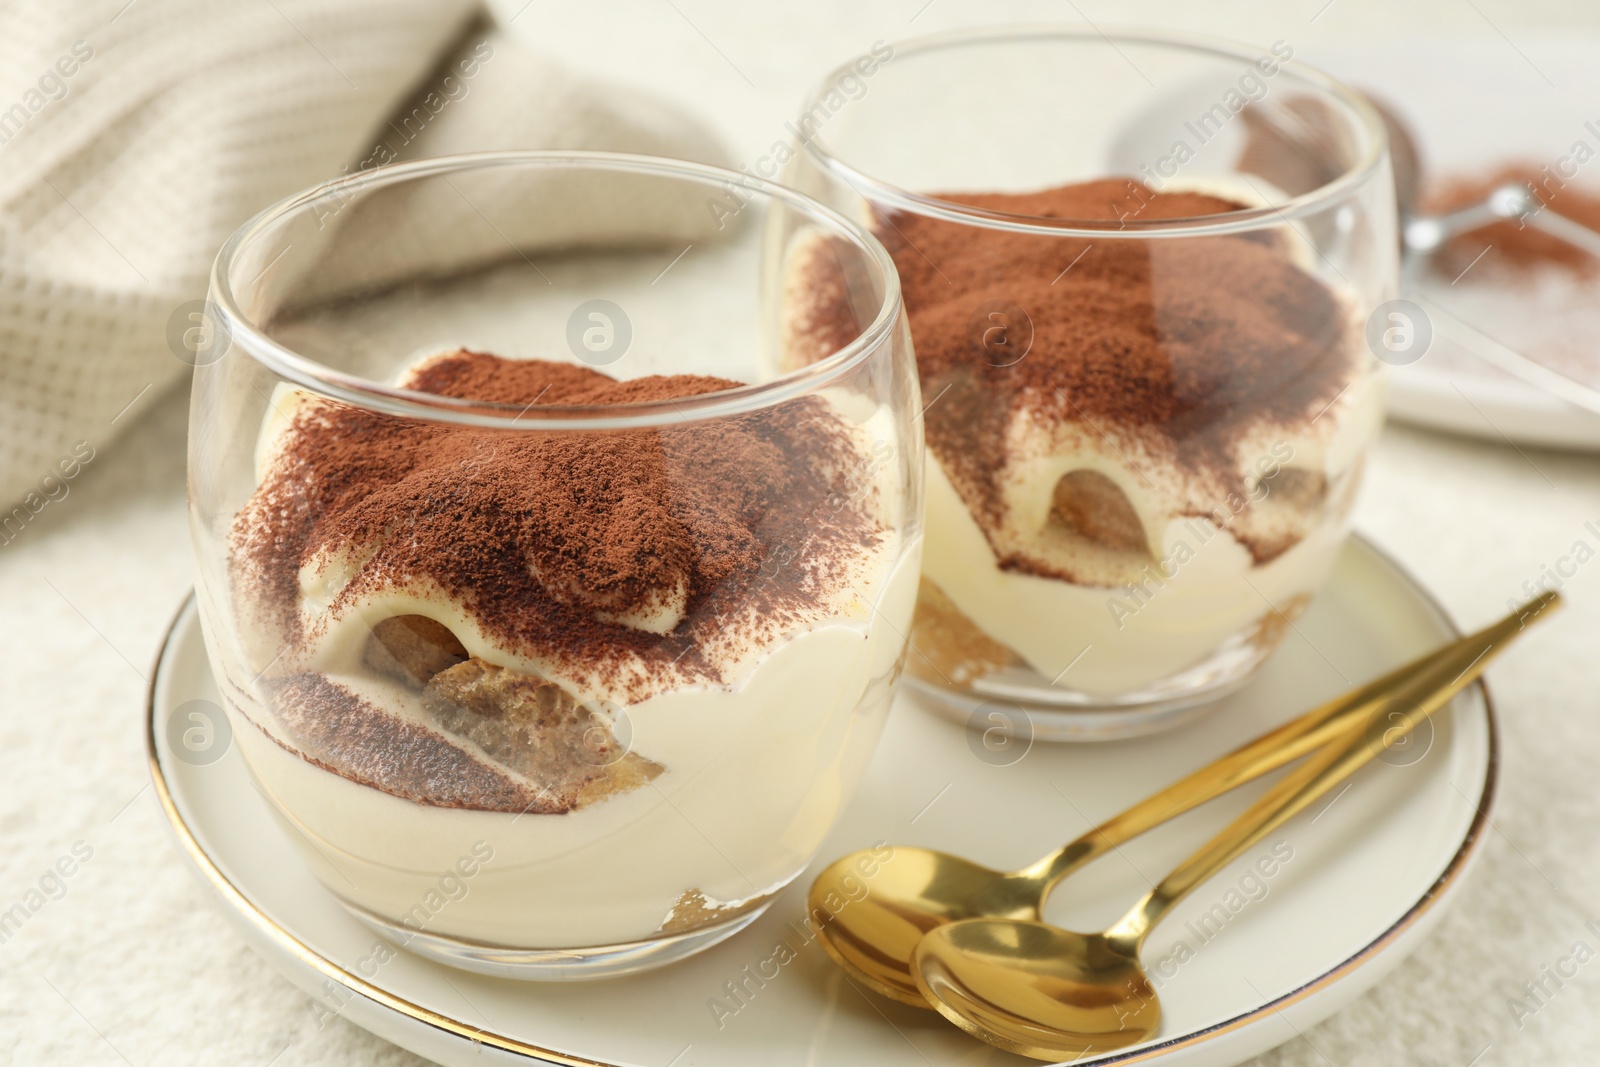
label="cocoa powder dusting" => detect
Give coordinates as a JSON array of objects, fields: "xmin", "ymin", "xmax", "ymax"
[
  {"xmin": 232, "ymin": 351, "xmax": 884, "ymax": 701},
  {"xmin": 269, "ymin": 673, "xmax": 555, "ymax": 812},
  {"xmin": 875, "ymin": 178, "xmax": 1355, "ymax": 536}
]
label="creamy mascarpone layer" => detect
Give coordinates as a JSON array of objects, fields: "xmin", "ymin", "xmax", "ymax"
[
  {"xmin": 235, "ymin": 546, "xmax": 918, "ymax": 946},
  {"xmin": 922, "ymin": 364, "xmax": 1386, "ymax": 695}
]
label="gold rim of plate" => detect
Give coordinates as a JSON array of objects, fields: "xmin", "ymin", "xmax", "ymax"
[{"xmin": 145, "ymin": 535, "xmax": 1500, "ymax": 1067}]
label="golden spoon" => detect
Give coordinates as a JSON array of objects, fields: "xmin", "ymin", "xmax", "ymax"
[
  {"xmin": 812, "ymin": 592, "xmax": 1557, "ymax": 1006},
  {"xmin": 911, "ymin": 593, "xmax": 1557, "ymax": 1060}
]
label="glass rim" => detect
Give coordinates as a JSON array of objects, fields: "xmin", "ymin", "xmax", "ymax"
[
  {"xmin": 208, "ymin": 150, "xmax": 903, "ymax": 430},
  {"xmin": 800, "ymin": 24, "xmax": 1390, "ymax": 238}
]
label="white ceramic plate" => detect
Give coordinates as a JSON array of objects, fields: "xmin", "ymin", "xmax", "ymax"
[
  {"xmin": 1385, "ymin": 355, "xmax": 1600, "ymax": 452},
  {"xmin": 148, "ymin": 536, "xmax": 1495, "ymax": 1067}
]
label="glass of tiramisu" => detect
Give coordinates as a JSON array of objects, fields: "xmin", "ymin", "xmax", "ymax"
[
  {"xmin": 188, "ymin": 153, "xmax": 922, "ymax": 977},
  {"xmin": 789, "ymin": 28, "xmax": 1394, "ymax": 738}
]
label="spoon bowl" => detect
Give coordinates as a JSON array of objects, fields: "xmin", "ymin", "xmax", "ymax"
[
  {"xmin": 916, "ymin": 921, "xmax": 1155, "ymax": 1059},
  {"xmin": 813, "ymin": 851, "xmax": 1043, "ymax": 1005}
]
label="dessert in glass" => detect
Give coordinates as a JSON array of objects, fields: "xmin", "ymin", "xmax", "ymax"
[
  {"xmin": 788, "ymin": 28, "xmax": 1395, "ymax": 738},
  {"xmin": 188, "ymin": 153, "xmax": 922, "ymax": 978}
]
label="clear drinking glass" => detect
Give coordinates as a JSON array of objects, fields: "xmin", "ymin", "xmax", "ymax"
[
  {"xmin": 789, "ymin": 28, "xmax": 1395, "ymax": 739},
  {"xmin": 188, "ymin": 152, "xmax": 922, "ymax": 978}
]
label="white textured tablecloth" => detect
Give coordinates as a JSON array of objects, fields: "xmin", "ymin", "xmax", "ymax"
[{"xmin": 5, "ymin": 1, "xmax": 1600, "ymax": 1065}]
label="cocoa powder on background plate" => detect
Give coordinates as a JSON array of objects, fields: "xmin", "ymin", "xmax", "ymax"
[{"xmin": 1424, "ymin": 162, "xmax": 1600, "ymax": 279}]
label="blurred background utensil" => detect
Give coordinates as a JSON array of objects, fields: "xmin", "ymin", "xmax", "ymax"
[{"xmin": 1375, "ymin": 100, "xmax": 1600, "ymax": 418}]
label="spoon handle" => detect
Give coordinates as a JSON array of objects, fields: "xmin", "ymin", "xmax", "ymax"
[
  {"xmin": 1030, "ymin": 591, "xmax": 1558, "ymax": 894},
  {"xmin": 1522, "ymin": 206, "xmax": 1600, "ymax": 260},
  {"xmin": 1106, "ymin": 592, "xmax": 1557, "ymax": 948}
]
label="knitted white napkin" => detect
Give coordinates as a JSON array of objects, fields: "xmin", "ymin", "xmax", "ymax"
[{"xmin": 0, "ymin": 0, "xmax": 726, "ymax": 512}]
